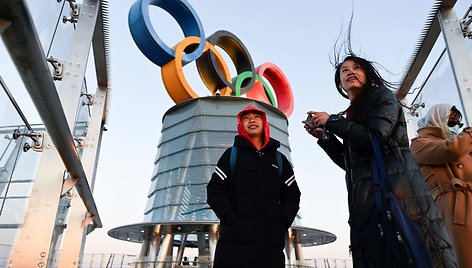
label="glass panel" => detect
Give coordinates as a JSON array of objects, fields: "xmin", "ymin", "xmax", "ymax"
[
  {"xmin": 47, "ymin": 3, "xmax": 77, "ymax": 96},
  {"xmin": 0, "ymin": 182, "xmax": 32, "ymax": 198},
  {"xmin": 154, "ymin": 148, "xmax": 227, "ymax": 173},
  {"xmin": 25, "ymin": 0, "xmax": 65, "ymax": 54},
  {"xmin": 74, "ymin": 81, "xmax": 91, "ymax": 146},
  {"xmin": 0, "ymin": 30, "xmax": 43, "ymax": 259},
  {"xmin": 406, "ymin": 48, "xmax": 464, "ymax": 134},
  {"xmin": 0, "ymin": 229, "xmax": 17, "ymax": 266},
  {"xmin": 157, "ymin": 131, "xmax": 234, "ymax": 157},
  {"xmin": 0, "ymin": 44, "xmax": 42, "ymax": 125},
  {"xmin": 44, "ymin": 0, "xmax": 75, "ymax": 59},
  {"xmin": 0, "ymin": 198, "xmax": 29, "ymax": 225},
  {"xmin": 151, "ymin": 166, "xmax": 212, "ymax": 190}
]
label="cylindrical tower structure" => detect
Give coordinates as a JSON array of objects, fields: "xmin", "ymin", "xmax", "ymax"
[{"xmin": 109, "ymin": 96, "xmax": 336, "ymax": 267}]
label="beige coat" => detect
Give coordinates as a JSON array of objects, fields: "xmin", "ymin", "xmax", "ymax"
[{"xmin": 411, "ymin": 127, "xmax": 472, "ymax": 268}]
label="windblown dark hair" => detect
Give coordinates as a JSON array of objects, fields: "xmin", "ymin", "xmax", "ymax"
[
  {"xmin": 331, "ymin": 11, "xmax": 395, "ymax": 99},
  {"xmin": 334, "ymin": 56, "xmax": 390, "ymax": 99}
]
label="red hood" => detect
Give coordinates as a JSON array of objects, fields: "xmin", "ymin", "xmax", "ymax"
[{"xmin": 237, "ymin": 106, "xmax": 271, "ymax": 150}]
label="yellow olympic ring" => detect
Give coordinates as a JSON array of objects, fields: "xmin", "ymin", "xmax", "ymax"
[{"xmin": 161, "ymin": 36, "xmax": 233, "ymax": 103}]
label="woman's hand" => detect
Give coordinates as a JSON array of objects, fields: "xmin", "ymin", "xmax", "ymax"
[
  {"xmin": 303, "ymin": 111, "xmax": 329, "ymax": 139},
  {"xmin": 305, "ymin": 125, "xmax": 324, "ymax": 139},
  {"xmin": 310, "ymin": 111, "xmax": 330, "ymax": 127}
]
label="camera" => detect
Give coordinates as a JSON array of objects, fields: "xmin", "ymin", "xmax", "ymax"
[{"xmin": 305, "ymin": 114, "xmax": 315, "ymax": 129}]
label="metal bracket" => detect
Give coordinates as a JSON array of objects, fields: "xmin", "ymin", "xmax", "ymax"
[
  {"xmin": 461, "ymin": 6, "xmax": 472, "ymax": 39},
  {"xmin": 61, "ymin": 178, "xmax": 79, "ymax": 197},
  {"xmin": 86, "ymin": 223, "xmax": 96, "ymax": 235},
  {"xmin": 0, "ymin": 18, "xmax": 12, "ymax": 34},
  {"xmin": 401, "ymin": 102, "xmax": 425, "ymax": 117},
  {"xmin": 74, "ymin": 136, "xmax": 85, "ymax": 150},
  {"xmin": 82, "ymin": 214, "xmax": 94, "ymax": 229},
  {"xmin": 47, "ymin": 56, "xmax": 64, "ymax": 80},
  {"xmin": 12, "ymin": 129, "xmax": 44, "ymax": 152},
  {"xmin": 81, "ymin": 93, "xmax": 94, "ymax": 106},
  {"xmin": 63, "ymin": 0, "xmax": 80, "ymax": 24}
]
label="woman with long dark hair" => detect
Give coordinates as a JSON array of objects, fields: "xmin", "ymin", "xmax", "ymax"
[{"xmin": 304, "ymin": 55, "xmax": 457, "ymax": 267}]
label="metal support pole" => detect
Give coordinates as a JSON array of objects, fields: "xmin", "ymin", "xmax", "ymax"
[
  {"xmin": 176, "ymin": 234, "xmax": 188, "ymax": 266},
  {"xmin": 140, "ymin": 239, "xmax": 151, "ymax": 260},
  {"xmin": 438, "ymin": 7, "xmax": 472, "ymax": 125},
  {"xmin": 292, "ymin": 229, "xmax": 304, "ymax": 264},
  {"xmin": 197, "ymin": 233, "xmax": 210, "ymax": 268},
  {"xmin": 208, "ymin": 224, "xmax": 218, "ymax": 264},
  {"xmin": 294, "ymin": 242, "xmax": 304, "ymax": 265},
  {"xmin": 157, "ymin": 226, "xmax": 173, "ymax": 268},
  {"xmin": 138, "ymin": 239, "xmax": 151, "ymax": 268},
  {"xmin": 151, "ymin": 225, "xmax": 163, "ymax": 268},
  {"xmin": 285, "ymin": 228, "xmax": 295, "ymax": 266}
]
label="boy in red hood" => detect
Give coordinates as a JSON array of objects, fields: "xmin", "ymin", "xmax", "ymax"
[{"xmin": 207, "ymin": 106, "xmax": 301, "ymax": 268}]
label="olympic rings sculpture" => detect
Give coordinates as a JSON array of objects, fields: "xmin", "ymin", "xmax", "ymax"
[{"xmin": 128, "ymin": 0, "xmax": 294, "ymax": 117}]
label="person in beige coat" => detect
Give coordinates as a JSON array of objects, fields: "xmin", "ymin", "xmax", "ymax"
[{"xmin": 411, "ymin": 103, "xmax": 472, "ymax": 268}]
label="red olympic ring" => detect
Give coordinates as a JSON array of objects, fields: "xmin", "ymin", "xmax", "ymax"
[
  {"xmin": 232, "ymin": 63, "xmax": 294, "ymax": 117},
  {"xmin": 254, "ymin": 63, "xmax": 294, "ymax": 117},
  {"xmin": 129, "ymin": 0, "xmax": 295, "ymax": 117}
]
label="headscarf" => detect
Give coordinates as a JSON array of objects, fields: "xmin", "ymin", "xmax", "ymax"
[
  {"xmin": 237, "ymin": 106, "xmax": 271, "ymax": 150},
  {"xmin": 417, "ymin": 103, "xmax": 454, "ymax": 139}
]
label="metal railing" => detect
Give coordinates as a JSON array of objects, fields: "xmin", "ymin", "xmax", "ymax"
[{"xmin": 79, "ymin": 254, "xmax": 353, "ymax": 268}]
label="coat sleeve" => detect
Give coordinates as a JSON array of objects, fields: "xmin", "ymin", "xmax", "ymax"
[
  {"xmin": 324, "ymin": 86, "xmax": 401, "ymax": 148},
  {"xmin": 206, "ymin": 148, "xmax": 236, "ymax": 225},
  {"xmin": 279, "ymin": 154, "xmax": 301, "ymax": 228},
  {"xmin": 317, "ymin": 132, "xmax": 346, "ymax": 170},
  {"xmin": 410, "ymin": 128, "xmax": 472, "ymax": 165}
]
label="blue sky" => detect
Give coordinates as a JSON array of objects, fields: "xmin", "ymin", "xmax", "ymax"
[{"xmin": 76, "ymin": 0, "xmax": 471, "ymax": 260}]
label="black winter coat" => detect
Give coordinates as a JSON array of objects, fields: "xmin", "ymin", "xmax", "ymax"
[
  {"xmin": 318, "ymin": 86, "xmax": 457, "ymax": 267},
  {"xmin": 207, "ymin": 135, "xmax": 300, "ymax": 268}
]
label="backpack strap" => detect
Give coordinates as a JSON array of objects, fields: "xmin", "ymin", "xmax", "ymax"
[
  {"xmin": 230, "ymin": 146, "xmax": 238, "ymax": 178},
  {"xmin": 275, "ymin": 151, "xmax": 283, "ymax": 177}
]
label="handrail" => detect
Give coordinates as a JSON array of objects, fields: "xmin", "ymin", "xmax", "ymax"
[{"xmin": 0, "ymin": 0, "xmax": 102, "ymax": 228}]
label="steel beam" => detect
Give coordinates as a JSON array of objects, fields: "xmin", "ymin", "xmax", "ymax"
[
  {"xmin": 439, "ymin": 8, "xmax": 472, "ymax": 125},
  {"xmin": 0, "ymin": 0, "xmax": 102, "ymax": 228},
  {"xmin": 92, "ymin": 0, "xmax": 110, "ymax": 89},
  {"xmin": 58, "ymin": 82, "xmax": 108, "ymax": 266},
  {"xmin": 57, "ymin": 0, "xmax": 110, "ymax": 265},
  {"xmin": 397, "ymin": 2, "xmax": 442, "ymax": 98}
]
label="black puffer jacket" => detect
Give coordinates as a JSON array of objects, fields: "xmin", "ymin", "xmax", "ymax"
[
  {"xmin": 207, "ymin": 135, "xmax": 300, "ymax": 268},
  {"xmin": 318, "ymin": 86, "xmax": 457, "ymax": 267}
]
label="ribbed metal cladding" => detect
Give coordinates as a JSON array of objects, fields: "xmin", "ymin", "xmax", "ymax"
[{"xmin": 143, "ymin": 96, "xmax": 301, "ymax": 225}]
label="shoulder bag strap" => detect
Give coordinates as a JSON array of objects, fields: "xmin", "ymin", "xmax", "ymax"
[{"xmin": 370, "ymin": 134, "xmax": 386, "ymax": 214}]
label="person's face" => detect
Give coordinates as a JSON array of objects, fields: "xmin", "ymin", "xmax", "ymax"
[
  {"xmin": 339, "ymin": 59, "xmax": 367, "ymax": 100},
  {"xmin": 241, "ymin": 111, "xmax": 264, "ymax": 138},
  {"xmin": 447, "ymin": 109, "xmax": 463, "ymax": 128}
]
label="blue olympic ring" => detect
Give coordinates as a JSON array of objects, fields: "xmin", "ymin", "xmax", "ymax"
[{"xmin": 128, "ymin": 0, "xmax": 206, "ymax": 67}]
